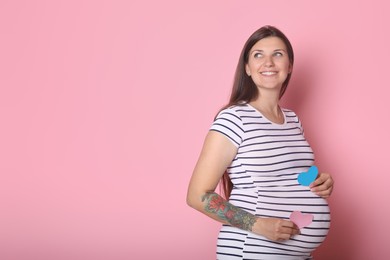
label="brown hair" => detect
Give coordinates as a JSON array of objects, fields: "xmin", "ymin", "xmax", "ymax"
[{"xmin": 220, "ymin": 25, "xmax": 295, "ymax": 199}]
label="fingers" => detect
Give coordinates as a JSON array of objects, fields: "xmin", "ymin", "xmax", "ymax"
[
  {"xmin": 314, "ymin": 187, "xmax": 333, "ymax": 199},
  {"xmin": 281, "ymin": 220, "xmax": 299, "ymax": 233},
  {"xmin": 255, "ymin": 218, "xmax": 301, "ymax": 242},
  {"xmin": 276, "ymin": 220, "xmax": 300, "ymax": 241},
  {"xmin": 309, "ymin": 172, "xmax": 328, "ymax": 188},
  {"xmin": 311, "ymin": 176, "xmax": 332, "ymax": 192},
  {"xmin": 310, "ymin": 173, "xmax": 334, "ymax": 198}
]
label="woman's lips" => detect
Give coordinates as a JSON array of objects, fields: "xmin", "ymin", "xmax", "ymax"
[{"xmin": 260, "ymin": 71, "xmax": 277, "ymax": 76}]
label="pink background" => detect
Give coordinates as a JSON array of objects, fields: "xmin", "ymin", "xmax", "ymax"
[{"xmin": 1, "ymin": 1, "xmax": 389, "ymax": 259}]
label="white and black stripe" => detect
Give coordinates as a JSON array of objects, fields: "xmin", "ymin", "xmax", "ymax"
[{"xmin": 211, "ymin": 104, "xmax": 330, "ymax": 260}]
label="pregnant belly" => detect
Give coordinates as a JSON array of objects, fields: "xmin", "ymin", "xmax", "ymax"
[
  {"xmin": 228, "ymin": 187, "xmax": 330, "ymax": 259},
  {"xmin": 256, "ymin": 187, "xmax": 330, "ymax": 257}
]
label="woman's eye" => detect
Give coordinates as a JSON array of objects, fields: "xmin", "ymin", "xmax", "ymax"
[
  {"xmin": 274, "ymin": 52, "xmax": 283, "ymax": 57},
  {"xmin": 254, "ymin": 53, "xmax": 263, "ymax": 58}
]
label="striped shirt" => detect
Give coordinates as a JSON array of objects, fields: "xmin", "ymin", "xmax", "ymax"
[{"xmin": 210, "ymin": 104, "xmax": 330, "ymax": 260}]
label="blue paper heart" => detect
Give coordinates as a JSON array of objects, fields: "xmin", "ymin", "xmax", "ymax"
[{"xmin": 297, "ymin": 166, "xmax": 318, "ymax": 186}]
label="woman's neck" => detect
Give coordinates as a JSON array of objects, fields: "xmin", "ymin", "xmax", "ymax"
[
  {"xmin": 250, "ymin": 91, "xmax": 280, "ymax": 115},
  {"xmin": 249, "ymin": 91, "xmax": 284, "ymax": 124}
]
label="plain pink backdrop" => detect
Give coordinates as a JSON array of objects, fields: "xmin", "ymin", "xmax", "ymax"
[{"xmin": 1, "ymin": 0, "xmax": 389, "ymax": 259}]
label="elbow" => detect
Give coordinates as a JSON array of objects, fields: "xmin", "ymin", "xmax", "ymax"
[
  {"xmin": 186, "ymin": 193, "xmax": 196, "ymax": 209},
  {"xmin": 186, "ymin": 189, "xmax": 203, "ymax": 210}
]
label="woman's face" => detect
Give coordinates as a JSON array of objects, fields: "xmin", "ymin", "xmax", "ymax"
[{"xmin": 245, "ymin": 36, "xmax": 292, "ymax": 91}]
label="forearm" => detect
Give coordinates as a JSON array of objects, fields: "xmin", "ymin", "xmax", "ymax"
[{"xmin": 201, "ymin": 192, "xmax": 257, "ymax": 232}]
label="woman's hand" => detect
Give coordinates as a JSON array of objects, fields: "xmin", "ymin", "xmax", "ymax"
[
  {"xmin": 310, "ymin": 172, "xmax": 334, "ymax": 198},
  {"xmin": 252, "ymin": 217, "xmax": 300, "ymax": 241}
]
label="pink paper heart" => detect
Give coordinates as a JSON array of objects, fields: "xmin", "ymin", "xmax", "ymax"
[{"xmin": 290, "ymin": 211, "xmax": 313, "ymax": 229}]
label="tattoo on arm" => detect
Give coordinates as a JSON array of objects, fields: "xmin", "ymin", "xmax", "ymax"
[{"xmin": 202, "ymin": 192, "xmax": 256, "ymax": 231}]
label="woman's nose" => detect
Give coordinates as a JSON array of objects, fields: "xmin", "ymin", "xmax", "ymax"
[{"xmin": 264, "ymin": 56, "xmax": 274, "ymax": 67}]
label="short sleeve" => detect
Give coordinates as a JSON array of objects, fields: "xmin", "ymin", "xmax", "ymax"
[
  {"xmin": 284, "ymin": 108, "xmax": 305, "ymax": 135},
  {"xmin": 210, "ymin": 108, "xmax": 244, "ymax": 148},
  {"xmin": 294, "ymin": 113, "xmax": 304, "ymax": 136}
]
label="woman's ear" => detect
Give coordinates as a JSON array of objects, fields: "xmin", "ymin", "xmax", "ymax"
[
  {"xmin": 288, "ymin": 64, "xmax": 293, "ymax": 74},
  {"xmin": 245, "ymin": 64, "xmax": 251, "ymax": 76}
]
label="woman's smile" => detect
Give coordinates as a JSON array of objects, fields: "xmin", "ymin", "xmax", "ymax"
[{"xmin": 260, "ymin": 71, "xmax": 278, "ymax": 76}]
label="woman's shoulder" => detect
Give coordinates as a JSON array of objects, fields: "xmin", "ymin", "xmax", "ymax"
[
  {"xmin": 219, "ymin": 103, "xmax": 252, "ymax": 113},
  {"xmin": 216, "ymin": 103, "xmax": 252, "ymax": 119},
  {"xmin": 282, "ymin": 107, "xmax": 299, "ymax": 117},
  {"xmin": 281, "ymin": 108, "xmax": 302, "ymax": 124},
  {"xmin": 281, "ymin": 107, "xmax": 295, "ymax": 113}
]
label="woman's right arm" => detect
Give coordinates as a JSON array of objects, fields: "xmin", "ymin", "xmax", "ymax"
[{"xmin": 186, "ymin": 131, "xmax": 299, "ymax": 241}]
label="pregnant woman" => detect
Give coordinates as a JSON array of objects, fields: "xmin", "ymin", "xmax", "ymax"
[{"xmin": 187, "ymin": 25, "xmax": 334, "ymax": 259}]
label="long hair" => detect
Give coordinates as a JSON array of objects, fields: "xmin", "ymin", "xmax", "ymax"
[{"xmin": 220, "ymin": 25, "xmax": 295, "ymax": 199}]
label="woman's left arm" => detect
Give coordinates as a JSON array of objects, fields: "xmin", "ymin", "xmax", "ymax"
[{"xmin": 310, "ymin": 173, "xmax": 334, "ymax": 198}]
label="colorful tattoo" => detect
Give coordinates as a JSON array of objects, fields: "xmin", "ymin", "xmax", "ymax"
[{"xmin": 202, "ymin": 192, "xmax": 256, "ymax": 231}]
